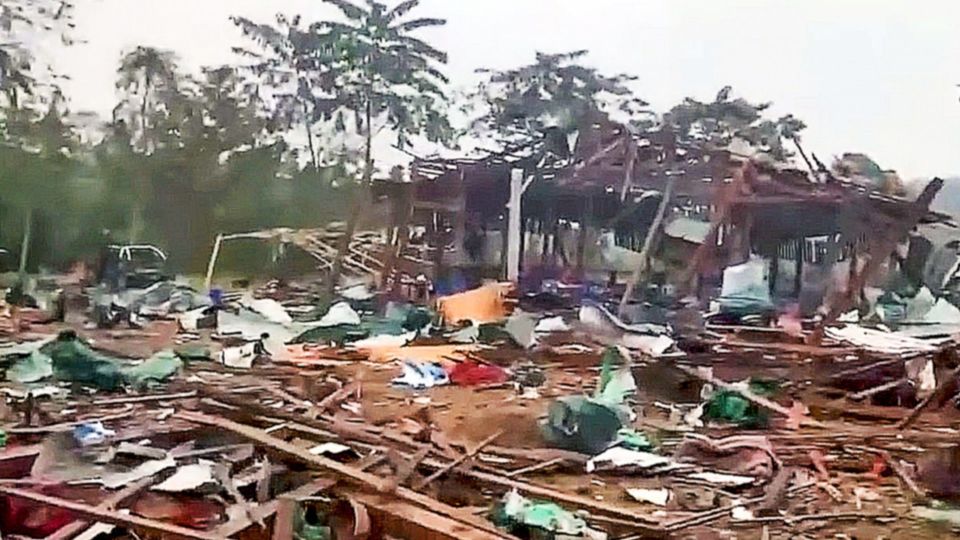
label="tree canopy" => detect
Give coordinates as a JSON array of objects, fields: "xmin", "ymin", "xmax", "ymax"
[{"xmin": 469, "ymin": 50, "xmax": 652, "ymax": 159}]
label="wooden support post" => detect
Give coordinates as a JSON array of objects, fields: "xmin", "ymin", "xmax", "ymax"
[
  {"xmin": 506, "ymin": 168, "xmax": 524, "ymax": 282},
  {"xmin": 678, "ymin": 162, "xmax": 754, "ymax": 297},
  {"xmin": 272, "ymin": 496, "xmax": 297, "ymax": 540},
  {"xmin": 794, "ymin": 238, "xmax": 804, "ymax": 297},
  {"xmin": 619, "ymin": 135, "xmax": 638, "ymax": 202},
  {"xmin": 769, "ymin": 251, "xmax": 779, "ymax": 296},
  {"xmin": 203, "ymin": 233, "xmax": 224, "ymax": 290},
  {"xmin": 380, "ymin": 184, "xmax": 413, "ymax": 289},
  {"xmin": 576, "ymin": 195, "xmax": 594, "ymax": 274},
  {"xmin": 848, "ymin": 238, "xmax": 858, "ymax": 286},
  {"xmin": 452, "ymin": 170, "xmax": 467, "ymax": 266}
]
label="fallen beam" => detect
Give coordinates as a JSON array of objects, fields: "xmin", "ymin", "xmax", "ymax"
[
  {"xmin": 176, "ymin": 410, "xmax": 513, "ymax": 539},
  {"xmin": 92, "ymin": 391, "xmax": 197, "ymax": 406},
  {"xmin": 414, "ymin": 429, "xmax": 503, "ymax": 490},
  {"xmin": 896, "ymin": 364, "xmax": 960, "ymax": 430},
  {"xmin": 8, "ymin": 410, "xmax": 135, "ymax": 435}
]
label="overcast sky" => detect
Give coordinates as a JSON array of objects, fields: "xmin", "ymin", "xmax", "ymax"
[{"xmin": 52, "ymin": 0, "xmax": 960, "ymax": 179}]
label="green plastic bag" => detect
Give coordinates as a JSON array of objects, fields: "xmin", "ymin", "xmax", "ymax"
[
  {"xmin": 703, "ymin": 379, "xmax": 778, "ymax": 428},
  {"xmin": 294, "ymin": 505, "xmax": 331, "ymax": 540},
  {"xmin": 616, "ymin": 428, "xmax": 653, "ymax": 451},
  {"xmin": 541, "ymin": 346, "xmax": 639, "ymax": 454},
  {"xmin": 492, "ymin": 490, "xmax": 603, "ymax": 539}
]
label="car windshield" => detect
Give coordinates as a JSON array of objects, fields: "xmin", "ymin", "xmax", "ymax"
[{"xmin": 126, "ymin": 248, "xmax": 164, "ymax": 269}]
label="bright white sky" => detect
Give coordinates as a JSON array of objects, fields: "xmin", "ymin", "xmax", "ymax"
[{"xmin": 53, "ymin": 0, "xmax": 960, "ymax": 179}]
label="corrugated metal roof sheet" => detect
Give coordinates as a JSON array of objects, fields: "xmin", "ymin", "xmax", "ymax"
[{"xmin": 664, "ymin": 216, "xmax": 711, "ymax": 244}]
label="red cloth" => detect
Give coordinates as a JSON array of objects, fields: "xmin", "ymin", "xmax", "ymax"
[
  {"xmin": 1, "ymin": 490, "xmax": 79, "ymax": 536},
  {"xmin": 447, "ymin": 360, "xmax": 508, "ymax": 386}
]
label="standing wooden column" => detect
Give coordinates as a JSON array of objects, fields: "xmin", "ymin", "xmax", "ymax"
[
  {"xmin": 576, "ymin": 195, "xmax": 594, "ymax": 274},
  {"xmin": 769, "ymin": 249, "xmax": 779, "ymax": 296},
  {"xmin": 794, "ymin": 238, "xmax": 804, "ymax": 297},
  {"xmin": 848, "ymin": 238, "xmax": 859, "ymax": 298},
  {"xmin": 506, "ymin": 168, "xmax": 524, "ymax": 282},
  {"xmin": 452, "ymin": 170, "xmax": 467, "ymax": 266},
  {"xmin": 542, "ymin": 204, "xmax": 555, "ymax": 265},
  {"xmin": 380, "ymin": 184, "xmax": 414, "ymax": 290}
]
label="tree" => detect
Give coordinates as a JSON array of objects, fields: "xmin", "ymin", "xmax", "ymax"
[
  {"xmin": 114, "ymin": 46, "xmax": 180, "ymax": 242},
  {"xmin": 469, "ymin": 50, "xmax": 651, "ymax": 164},
  {"xmin": 317, "ymin": 0, "xmax": 452, "ymax": 289},
  {"xmin": 0, "ymin": 0, "xmax": 76, "ymax": 111},
  {"xmin": 663, "ymin": 86, "xmax": 806, "ymax": 161},
  {"xmin": 232, "ymin": 13, "xmax": 332, "ymax": 175},
  {"xmin": 0, "ymin": 0, "xmax": 78, "ymax": 273},
  {"xmin": 1, "ymin": 91, "xmax": 77, "ymax": 274}
]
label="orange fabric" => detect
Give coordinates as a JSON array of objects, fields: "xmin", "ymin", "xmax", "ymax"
[
  {"xmin": 357, "ymin": 343, "xmax": 480, "ymax": 364},
  {"xmin": 436, "ymin": 282, "xmax": 515, "ymax": 325}
]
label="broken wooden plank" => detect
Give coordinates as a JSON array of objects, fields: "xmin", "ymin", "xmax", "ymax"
[
  {"xmin": 896, "ymin": 364, "xmax": 960, "ymax": 430},
  {"xmin": 418, "ymin": 456, "xmax": 665, "ymax": 535},
  {"xmin": 0, "ymin": 486, "xmax": 222, "ymax": 540},
  {"xmin": 91, "ymin": 391, "xmax": 197, "ymax": 406},
  {"xmin": 505, "ymin": 457, "xmax": 565, "ymax": 478},
  {"xmin": 8, "ymin": 410, "xmax": 135, "ymax": 435},
  {"xmin": 848, "ymin": 378, "xmax": 909, "ymax": 402},
  {"xmin": 176, "ymin": 410, "xmax": 513, "ymax": 539},
  {"xmin": 271, "ymin": 496, "xmax": 297, "ymax": 540},
  {"xmin": 311, "ymin": 381, "xmax": 361, "ymax": 418},
  {"xmin": 211, "ymin": 477, "xmax": 337, "ymax": 538},
  {"xmin": 414, "ymin": 430, "xmax": 503, "ymax": 490}
]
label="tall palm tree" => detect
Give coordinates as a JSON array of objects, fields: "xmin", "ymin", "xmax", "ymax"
[
  {"xmin": 114, "ymin": 46, "xmax": 179, "ymax": 242},
  {"xmin": 316, "ymin": 0, "xmax": 451, "ymax": 291}
]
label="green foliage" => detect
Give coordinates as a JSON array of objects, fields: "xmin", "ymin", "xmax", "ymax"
[
  {"xmin": 235, "ymin": 0, "xmax": 453, "ymax": 182},
  {"xmin": 469, "ymin": 50, "xmax": 651, "ymax": 154},
  {"xmin": 314, "ymin": 0, "xmax": 453, "ymax": 154},
  {"xmin": 664, "ymin": 86, "xmax": 807, "ymax": 160}
]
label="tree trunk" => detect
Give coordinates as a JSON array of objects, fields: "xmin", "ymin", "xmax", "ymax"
[
  {"xmin": 130, "ymin": 204, "xmax": 143, "ymax": 244},
  {"xmin": 327, "ymin": 98, "xmax": 373, "ymax": 294},
  {"xmin": 297, "ymin": 74, "xmax": 322, "ymax": 178},
  {"xmin": 132, "ymin": 87, "xmax": 149, "ymax": 244},
  {"xmin": 18, "ymin": 208, "xmax": 32, "ymax": 276}
]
